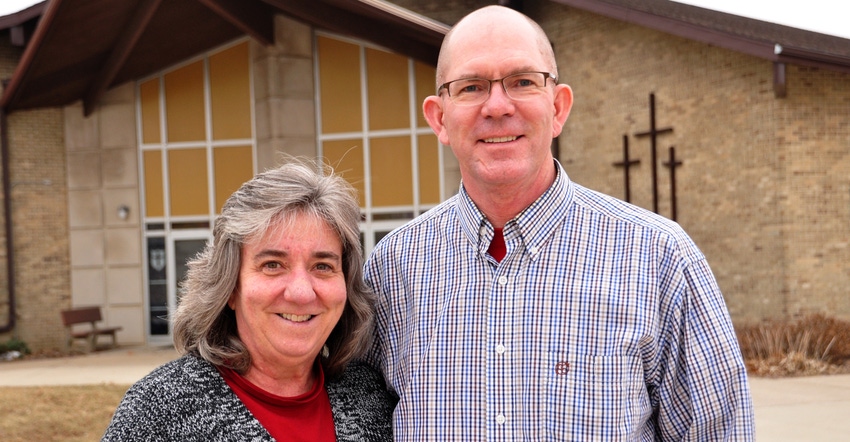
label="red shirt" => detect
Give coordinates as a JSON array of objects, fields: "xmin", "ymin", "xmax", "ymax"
[{"xmin": 219, "ymin": 364, "xmax": 336, "ymax": 441}]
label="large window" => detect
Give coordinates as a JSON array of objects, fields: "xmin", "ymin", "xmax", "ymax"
[
  {"xmin": 137, "ymin": 39, "xmax": 254, "ymax": 339},
  {"xmin": 315, "ymin": 34, "xmax": 444, "ymax": 253}
]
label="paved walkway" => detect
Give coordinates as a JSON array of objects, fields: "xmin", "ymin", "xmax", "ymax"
[
  {"xmin": 0, "ymin": 345, "xmax": 179, "ymax": 387},
  {"xmin": 1, "ymin": 346, "xmax": 849, "ymax": 440}
]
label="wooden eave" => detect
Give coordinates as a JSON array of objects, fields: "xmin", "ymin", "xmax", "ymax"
[{"xmin": 0, "ymin": 0, "xmax": 449, "ymax": 115}]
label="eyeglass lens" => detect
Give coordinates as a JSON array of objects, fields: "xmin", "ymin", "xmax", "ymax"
[{"xmin": 445, "ymin": 72, "xmax": 550, "ymax": 105}]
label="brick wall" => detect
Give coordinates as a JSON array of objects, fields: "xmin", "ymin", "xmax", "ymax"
[
  {"xmin": 3, "ymin": 107, "xmax": 68, "ymax": 349},
  {"xmin": 531, "ymin": 2, "xmax": 850, "ymax": 323},
  {"xmin": 1, "ymin": 32, "xmax": 69, "ymax": 349},
  {"xmin": 778, "ymin": 66, "xmax": 850, "ymax": 320},
  {"xmin": 0, "ymin": 32, "xmax": 71, "ymax": 350}
]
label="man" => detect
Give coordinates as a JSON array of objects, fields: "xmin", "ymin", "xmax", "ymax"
[{"xmin": 365, "ymin": 5, "xmax": 754, "ymax": 440}]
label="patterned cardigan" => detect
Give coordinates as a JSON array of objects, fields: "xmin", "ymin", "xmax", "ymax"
[{"xmin": 101, "ymin": 354, "xmax": 395, "ymax": 441}]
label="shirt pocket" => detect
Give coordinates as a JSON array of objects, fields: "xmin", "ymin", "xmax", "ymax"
[{"xmin": 544, "ymin": 352, "xmax": 648, "ymax": 441}]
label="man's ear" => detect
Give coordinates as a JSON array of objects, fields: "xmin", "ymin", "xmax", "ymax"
[
  {"xmin": 423, "ymin": 95, "xmax": 450, "ymax": 145},
  {"xmin": 551, "ymin": 84, "xmax": 573, "ymax": 138}
]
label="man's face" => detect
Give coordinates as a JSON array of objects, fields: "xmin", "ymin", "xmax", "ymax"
[{"xmin": 424, "ymin": 16, "xmax": 572, "ymax": 197}]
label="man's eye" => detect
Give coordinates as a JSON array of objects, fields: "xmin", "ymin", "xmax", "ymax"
[
  {"xmin": 509, "ymin": 77, "xmax": 537, "ymax": 89},
  {"xmin": 454, "ymin": 81, "xmax": 484, "ymax": 95}
]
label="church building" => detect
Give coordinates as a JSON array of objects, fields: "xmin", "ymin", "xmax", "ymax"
[{"xmin": 1, "ymin": 0, "xmax": 848, "ymax": 351}]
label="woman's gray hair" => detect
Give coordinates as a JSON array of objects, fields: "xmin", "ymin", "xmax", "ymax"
[{"xmin": 172, "ymin": 158, "xmax": 373, "ymax": 378}]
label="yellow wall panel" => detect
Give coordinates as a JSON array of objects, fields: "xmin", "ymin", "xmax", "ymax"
[
  {"xmin": 168, "ymin": 149, "xmax": 209, "ymax": 216},
  {"xmin": 165, "ymin": 61, "xmax": 206, "ymax": 142},
  {"xmin": 366, "ymin": 48, "xmax": 409, "ymax": 130},
  {"xmin": 213, "ymin": 146, "xmax": 253, "ymax": 213},
  {"xmin": 417, "ymin": 134, "xmax": 440, "ymax": 204},
  {"xmin": 318, "ymin": 36, "xmax": 362, "ymax": 133},
  {"xmin": 210, "ymin": 42, "xmax": 251, "ymax": 140},
  {"xmin": 140, "ymin": 79, "xmax": 161, "ymax": 144},
  {"xmin": 143, "ymin": 150, "xmax": 164, "ymax": 217},
  {"xmin": 322, "ymin": 139, "xmax": 364, "ymax": 205},
  {"xmin": 415, "ymin": 62, "xmax": 436, "ymax": 128},
  {"xmin": 371, "ymin": 136, "xmax": 412, "ymax": 207}
]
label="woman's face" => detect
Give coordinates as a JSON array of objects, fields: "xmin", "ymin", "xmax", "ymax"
[{"xmin": 229, "ymin": 212, "xmax": 347, "ymax": 373}]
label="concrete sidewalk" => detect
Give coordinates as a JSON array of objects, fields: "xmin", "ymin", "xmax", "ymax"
[
  {"xmin": 1, "ymin": 346, "xmax": 849, "ymax": 440},
  {"xmin": 0, "ymin": 345, "xmax": 179, "ymax": 387},
  {"xmin": 749, "ymin": 373, "xmax": 850, "ymax": 440}
]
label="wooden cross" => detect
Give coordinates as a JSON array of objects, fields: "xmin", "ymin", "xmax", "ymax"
[
  {"xmin": 613, "ymin": 134, "xmax": 640, "ymax": 203},
  {"xmin": 662, "ymin": 146, "xmax": 683, "ymax": 221},
  {"xmin": 634, "ymin": 93, "xmax": 673, "ymax": 214}
]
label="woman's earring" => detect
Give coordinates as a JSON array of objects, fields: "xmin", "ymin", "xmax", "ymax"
[{"xmin": 321, "ymin": 345, "xmax": 330, "ymax": 358}]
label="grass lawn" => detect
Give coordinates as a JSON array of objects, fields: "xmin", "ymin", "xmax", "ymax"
[{"xmin": 0, "ymin": 384, "xmax": 129, "ymax": 442}]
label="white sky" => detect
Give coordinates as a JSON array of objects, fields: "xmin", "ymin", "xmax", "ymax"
[
  {"xmin": 1, "ymin": 0, "xmax": 849, "ymax": 40},
  {"xmin": 672, "ymin": 0, "xmax": 850, "ymax": 39}
]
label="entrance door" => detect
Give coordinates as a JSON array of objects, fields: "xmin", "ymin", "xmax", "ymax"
[{"xmin": 147, "ymin": 230, "xmax": 211, "ymax": 344}]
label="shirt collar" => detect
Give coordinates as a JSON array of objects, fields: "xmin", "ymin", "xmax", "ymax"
[{"xmin": 455, "ymin": 160, "xmax": 574, "ymax": 259}]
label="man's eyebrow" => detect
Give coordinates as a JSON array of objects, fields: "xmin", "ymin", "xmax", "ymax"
[{"xmin": 452, "ymin": 66, "xmax": 540, "ymax": 79}]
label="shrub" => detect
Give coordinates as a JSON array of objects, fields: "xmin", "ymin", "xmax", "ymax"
[
  {"xmin": 736, "ymin": 313, "xmax": 850, "ymax": 377},
  {"xmin": 0, "ymin": 337, "xmax": 31, "ymax": 355}
]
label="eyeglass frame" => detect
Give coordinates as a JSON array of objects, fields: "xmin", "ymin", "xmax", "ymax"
[{"xmin": 437, "ymin": 71, "xmax": 557, "ymax": 105}]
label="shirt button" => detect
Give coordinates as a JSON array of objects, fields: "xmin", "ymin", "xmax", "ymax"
[
  {"xmin": 498, "ymin": 275, "xmax": 508, "ymax": 285},
  {"xmin": 496, "ymin": 414, "xmax": 506, "ymax": 425},
  {"xmin": 495, "ymin": 344, "xmax": 506, "ymax": 354},
  {"xmin": 479, "ymin": 226, "xmax": 488, "ymax": 236},
  {"xmin": 530, "ymin": 246, "xmax": 539, "ymax": 255}
]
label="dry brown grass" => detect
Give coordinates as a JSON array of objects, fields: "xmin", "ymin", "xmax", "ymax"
[
  {"xmin": 0, "ymin": 384, "xmax": 129, "ymax": 442},
  {"xmin": 736, "ymin": 313, "xmax": 850, "ymax": 377}
]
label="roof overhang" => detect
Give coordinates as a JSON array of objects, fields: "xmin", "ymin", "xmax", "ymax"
[
  {"xmin": 553, "ymin": 0, "xmax": 850, "ymax": 74},
  {"xmin": 0, "ymin": 0, "xmax": 449, "ymax": 115}
]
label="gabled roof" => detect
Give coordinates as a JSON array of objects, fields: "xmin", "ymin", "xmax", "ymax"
[
  {"xmin": 554, "ymin": 0, "xmax": 850, "ymax": 73},
  {"xmin": 0, "ymin": 0, "xmax": 449, "ymax": 115},
  {"xmin": 2, "ymin": 0, "xmax": 848, "ymax": 115}
]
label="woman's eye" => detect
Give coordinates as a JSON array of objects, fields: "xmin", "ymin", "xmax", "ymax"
[
  {"xmin": 262, "ymin": 261, "xmax": 282, "ymax": 271},
  {"xmin": 315, "ymin": 262, "xmax": 334, "ymax": 271}
]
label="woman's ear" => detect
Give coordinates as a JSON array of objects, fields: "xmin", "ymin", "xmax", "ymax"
[{"xmin": 227, "ymin": 290, "xmax": 238, "ymax": 310}]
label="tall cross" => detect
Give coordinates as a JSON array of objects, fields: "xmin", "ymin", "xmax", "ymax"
[
  {"xmin": 662, "ymin": 146, "xmax": 684, "ymax": 221},
  {"xmin": 634, "ymin": 93, "xmax": 673, "ymax": 214},
  {"xmin": 613, "ymin": 134, "xmax": 640, "ymax": 203}
]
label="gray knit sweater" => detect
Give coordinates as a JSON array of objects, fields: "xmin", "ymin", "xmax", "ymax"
[{"xmin": 101, "ymin": 354, "xmax": 394, "ymax": 441}]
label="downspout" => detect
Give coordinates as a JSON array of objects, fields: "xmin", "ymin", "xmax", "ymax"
[{"xmin": 0, "ymin": 82, "xmax": 16, "ymax": 334}]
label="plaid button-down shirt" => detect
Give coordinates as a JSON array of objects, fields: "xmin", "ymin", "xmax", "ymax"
[{"xmin": 365, "ymin": 162, "xmax": 754, "ymax": 441}]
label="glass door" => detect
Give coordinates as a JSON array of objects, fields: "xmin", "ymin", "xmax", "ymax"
[{"xmin": 147, "ymin": 230, "xmax": 211, "ymax": 344}]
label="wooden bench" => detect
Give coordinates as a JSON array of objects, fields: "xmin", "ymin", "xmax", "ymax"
[{"xmin": 60, "ymin": 306, "xmax": 123, "ymax": 351}]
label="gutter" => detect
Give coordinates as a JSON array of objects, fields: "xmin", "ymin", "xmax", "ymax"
[{"xmin": 0, "ymin": 94, "xmax": 15, "ymax": 334}]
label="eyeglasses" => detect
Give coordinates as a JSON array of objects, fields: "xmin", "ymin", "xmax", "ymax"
[{"xmin": 438, "ymin": 71, "xmax": 556, "ymax": 106}]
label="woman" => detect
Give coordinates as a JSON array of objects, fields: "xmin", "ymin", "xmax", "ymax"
[{"xmin": 102, "ymin": 160, "xmax": 394, "ymax": 441}]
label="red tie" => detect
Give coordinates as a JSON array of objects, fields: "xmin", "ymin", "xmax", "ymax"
[{"xmin": 488, "ymin": 227, "xmax": 506, "ymax": 262}]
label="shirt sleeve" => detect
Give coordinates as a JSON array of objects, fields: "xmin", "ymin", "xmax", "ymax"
[{"xmin": 652, "ymin": 253, "xmax": 755, "ymax": 441}]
